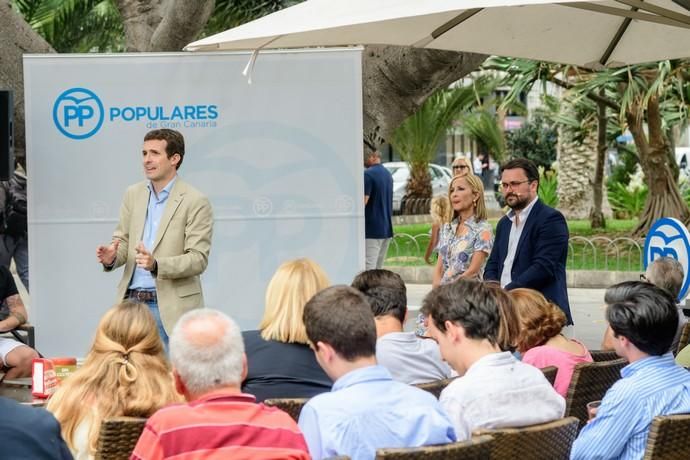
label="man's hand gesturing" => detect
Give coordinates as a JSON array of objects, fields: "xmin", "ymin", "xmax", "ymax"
[
  {"xmin": 96, "ymin": 240, "xmax": 120, "ymax": 266},
  {"xmin": 135, "ymin": 242, "xmax": 156, "ymax": 272}
]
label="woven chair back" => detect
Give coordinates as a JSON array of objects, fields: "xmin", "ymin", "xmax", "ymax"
[
  {"xmin": 565, "ymin": 358, "xmax": 626, "ymax": 427},
  {"xmin": 264, "ymin": 397, "xmax": 309, "ymax": 422},
  {"xmin": 588, "ymin": 349, "xmax": 619, "ymax": 362},
  {"xmin": 94, "ymin": 416, "xmax": 147, "ymax": 460},
  {"xmin": 676, "ymin": 322, "xmax": 690, "ymax": 356},
  {"xmin": 643, "ymin": 413, "xmax": 690, "ymax": 460},
  {"xmin": 540, "ymin": 366, "xmax": 558, "ymax": 387},
  {"xmin": 375, "ymin": 435, "xmax": 493, "ymax": 459},
  {"xmin": 475, "ymin": 416, "xmax": 579, "ymax": 460},
  {"xmin": 413, "ymin": 377, "xmax": 457, "ymax": 399}
]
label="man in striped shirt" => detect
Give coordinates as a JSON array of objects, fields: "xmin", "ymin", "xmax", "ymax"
[
  {"xmin": 131, "ymin": 309, "xmax": 310, "ymax": 460},
  {"xmin": 571, "ymin": 281, "xmax": 690, "ymax": 460}
]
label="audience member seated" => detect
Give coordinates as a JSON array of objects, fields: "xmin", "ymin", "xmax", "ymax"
[
  {"xmin": 132, "ymin": 308, "xmax": 310, "ymax": 460},
  {"xmin": 242, "ymin": 258, "xmax": 332, "ymax": 402},
  {"xmin": 298, "ymin": 286, "xmax": 456, "ymax": 460},
  {"xmin": 351, "ymin": 269, "xmax": 453, "ymax": 384},
  {"xmin": 510, "ymin": 288, "xmax": 593, "ymax": 396},
  {"xmin": 602, "ymin": 257, "xmax": 687, "ymax": 353},
  {"xmin": 571, "ymin": 281, "xmax": 690, "ymax": 460},
  {"xmin": 422, "ymin": 279, "xmax": 565, "ymax": 440},
  {"xmin": 0, "ymin": 396, "xmax": 72, "ymax": 459},
  {"xmin": 676, "ymin": 343, "xmax": 690, "ymax": 367},
  {"xmin": 47, "ymin": 301, "xmax": 180, "ymax": 460},
  {"xmin": 0, "ymin": 265, "xmax": 38, "ymax": 378}
]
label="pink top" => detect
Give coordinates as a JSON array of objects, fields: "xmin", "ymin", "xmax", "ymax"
[{"xmin": 522, "ymin": 339, "xmax": 593, "ymax": 397}]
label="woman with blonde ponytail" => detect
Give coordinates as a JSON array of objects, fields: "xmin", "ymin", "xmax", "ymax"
[{"xmin": 47, "ymin": 301, "xmax": 180, "ymax": 460}]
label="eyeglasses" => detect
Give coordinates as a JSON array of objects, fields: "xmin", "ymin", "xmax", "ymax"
[
  {"xmin": 452, "ymin": 165, "xmax": 469, "ymax": 170},
  {"xmin": 500, "ymin": 179, "xmax": 531, "ymax": 190}
]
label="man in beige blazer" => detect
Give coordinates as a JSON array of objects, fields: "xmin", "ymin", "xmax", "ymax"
[{"xmin": 96, "ymin": 129, "xmax": 213, "ymax": 347}]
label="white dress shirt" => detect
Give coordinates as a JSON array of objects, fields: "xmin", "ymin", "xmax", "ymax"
[
  {"xmin": 500, "ymin": 195, "xmax": 539, "ymax": 287},
  {"xmin": 440, "ymin": 351, "xmax": 565, "ymax": 440}
]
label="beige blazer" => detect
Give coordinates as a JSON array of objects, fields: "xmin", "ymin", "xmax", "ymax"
[{"xmin": 106, "ymin": 178, "xmax": 213, "ymax": 333}]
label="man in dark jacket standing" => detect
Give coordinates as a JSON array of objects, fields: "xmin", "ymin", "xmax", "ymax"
[{"xmin": 484, "ymin": 158, "xmax": 572, "ymax": 324}]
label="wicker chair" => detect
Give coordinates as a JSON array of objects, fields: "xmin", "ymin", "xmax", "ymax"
[
  {"xmin": 565, "ymin": 358, "xmax": 626, "ymax": 428},
  {"xmin": 588, "ymin": 349, "xmax": 619, "ymax": 362},
  {"xmin": 94, "ymin": 416, "xmax": 147, "ymax": 460},
  {"xmin": 413, "ymin": 377, "xmax": 457, "ymax": 399},
  {"xmin": 474, "ymin": 417, "xmax": 579, "ymax": 460},
  {"xmin": 540, "ymin": 366, "xmax": 558, "ymax": 387},
  {"xmin": 676, "ymin": 322, "xmax": 690, "ymax": 356},
  {"xmin": 375, "ymin": 435, "xmax": 493, "ymax": 459},
  {"xmin": 264, "ymin": 397, "xmax": 308, "ymax": 422},
  {"xmin": 642, "ymin": 413, "xmax": 690, "ymax": 460}
]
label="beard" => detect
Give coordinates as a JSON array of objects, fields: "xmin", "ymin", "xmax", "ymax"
[{"xmin": 505, "ymin": 192, "xmax": 530, "ymax": 211}]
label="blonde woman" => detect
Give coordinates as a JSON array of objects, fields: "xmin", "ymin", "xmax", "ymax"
[
  {"xmin": 510, "ymin": 288, "xmax": 592, "ymax": 397},
  {"xmin": 451, "ymin": 156, "xmax": 473, "ymax": 178},
  {"xmin": 432, "ymin": 174, "xmax": 493, "ymax": 287},
  {"xmin": 242, "ymin": 258, "xmax": 332, "ymax": 402},
  {"xmin": 47, "ymin": 301, "xmax": 180, "ymax": 460},
  {"xmin": 424, "ymin": 195, "xmax": 452, "ymax": 264}
]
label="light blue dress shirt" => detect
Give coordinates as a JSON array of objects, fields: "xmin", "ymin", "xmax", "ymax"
[
  {"xmin": 297, "ymin": 365, "xmax": 456, "ymax": 460},
  {"xmin": 571, "ymin": 353, "xmax": 690, "ymax": 460},
  {"xmin": 129, "ymin": 178, "xmax": 176, "ymax": 290}
]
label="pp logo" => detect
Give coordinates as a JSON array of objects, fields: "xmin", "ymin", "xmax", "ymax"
[
  {"xmin": 335, "ymin": 195, "xmax": 354, "ymax": 213},
  {"xmin": 644, "ymin": 217, "xmax": 690, "ymax": 301},
  {"xmin": 253, "ymin": 197, "xmax": 273, "ymax": 216},
  {"xmin": 52, "ymin": 88, "xmax": 104, "ymax": 140}
]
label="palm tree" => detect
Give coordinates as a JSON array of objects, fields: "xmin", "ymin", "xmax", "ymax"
[
  {"xmin": 576, "ymin": 61, "xmax": 690, "ymax": 236},
  {"xmin": 12, "ymin": 0, "xmax": 124, "ymax": 52},
  {"xmin": 486, "ymin": 57, "xmax": 690, "ymax": 235},
  {"xmin": 390, "ymin": 78, "xmax": 491, "ymax": 205}
]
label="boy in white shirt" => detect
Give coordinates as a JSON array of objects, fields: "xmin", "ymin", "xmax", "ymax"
[{"xmin": 422, "ymin": 279, "xmax": 565, "ymax": 439}]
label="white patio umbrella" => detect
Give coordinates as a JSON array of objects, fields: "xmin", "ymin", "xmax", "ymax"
[{"xmin": 185, "ymin": 0, "xmax": 690, "ymax": 69}]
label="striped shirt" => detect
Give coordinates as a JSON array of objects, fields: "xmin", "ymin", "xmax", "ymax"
[
  {"xmin": 571, "ymin": 353, "xmax": 690, "ymax": 460},
  {"xmin": 131, "ymin": 391, "xmax": 309, "ymax": 460}
]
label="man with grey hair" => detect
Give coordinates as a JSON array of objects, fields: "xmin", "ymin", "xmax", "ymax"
[
  {"xmin": 602, "ymin": 257, "xmax": 688, "ymax": 353},
  {"xmin": 131, "ymin": 309, "xmax": 310, "ymax": 460},
  {"xmin": 364, "ymin": 150, "xmax": 393, "ymax": 269},
  {"xmin": 644, "ymin": 256, "xmax": 688, "ymax": 353}
]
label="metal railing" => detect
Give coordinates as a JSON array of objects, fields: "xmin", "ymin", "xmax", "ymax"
[{"xmin": 387, "ymin": 233, "xmax": 643, "ymax": 271}]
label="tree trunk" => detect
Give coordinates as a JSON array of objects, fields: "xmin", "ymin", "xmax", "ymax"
[
  {"xmin": 362, "ymin": 46, "xmax": 487, "ymax": 154},
  {"xmin": 630, "ymin": 97, "xmax": 690, "ymax": 237},
  {"xmin": 0, "ymin": 1, "xmax": 55, "ymax": 166},
  {"xmin": 590, "ymin": 96, "xmax": 607, "ymax": 229},
  {"xmin": 557, "ymin": 100, "xmax": 597, "ymax": 219},
  {"xmin": 115, "ymin": 0, "xmax": 215, "ymax": 51}
]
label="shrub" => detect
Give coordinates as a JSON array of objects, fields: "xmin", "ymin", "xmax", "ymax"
[
  {"xmin": 607, "ymin": 182, "xmax": 647, "ymax": 219},
  {"xmin": 538, "ymin": 166, "xmax": 558, "ymax": 207}
]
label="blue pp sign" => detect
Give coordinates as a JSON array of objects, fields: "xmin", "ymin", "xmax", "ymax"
[
  {"xmin": 52, "ymin": 88, "xmax": 105, "ymax": 140},
  {"xmin": 644, "ymin": 217, "xmax": 690, "ymax": 301}
]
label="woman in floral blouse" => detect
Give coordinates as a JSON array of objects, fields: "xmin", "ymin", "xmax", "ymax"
[{"xmin": 432, "ymin": 173, "xmax": 493, "ymax": 287}]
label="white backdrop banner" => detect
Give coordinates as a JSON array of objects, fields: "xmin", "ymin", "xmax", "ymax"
[{"xmin": 23, "ymin": 49, "xmax": 364, "ymax": 356}]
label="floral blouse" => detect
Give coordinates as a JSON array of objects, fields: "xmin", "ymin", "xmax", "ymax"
[
  {"xmin": 415, "ymin": 217, "xmax": 493, "ymax": 337},
  {"xmin": 437, "ymin": 216, "xmax": 493, "ymax": 285}
]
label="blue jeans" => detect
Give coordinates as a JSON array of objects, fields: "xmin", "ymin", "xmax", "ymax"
[{"xmin": 129, "ymin": 296, "xmax": 169, "ymax": 353}]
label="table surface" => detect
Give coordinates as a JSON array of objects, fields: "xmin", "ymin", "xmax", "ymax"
[{"xmin": 0, "ymin": 379, "xmax": 47, "ymax": 406}]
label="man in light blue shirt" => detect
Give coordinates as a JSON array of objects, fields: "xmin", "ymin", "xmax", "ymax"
[
  {"xmin": 571, "ymin": 281, "xmax": 690, "ymax": 460},
  {"xmin": 299, "ymin": 285, "xmax": 456, "ymax": 460},
  {"xmin": 351, "ymin": 269, "xmax": 453, "ymax": 384},
  {"xmin": 97, "ymin": 129, "xmax": 213, "ymax": 350}
]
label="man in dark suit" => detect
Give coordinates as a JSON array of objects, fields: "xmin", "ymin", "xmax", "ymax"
[
  {"xmin": 484, "ymin": 158, "xmax": 572, "ymax": 324},
  {"xmin": 0, "ymin": 397, "xmax": 72, "ymax": 459}
]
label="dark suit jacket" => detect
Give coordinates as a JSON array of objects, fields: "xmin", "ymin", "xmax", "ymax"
[
  {"xmin": 0, "ymin": 397, "xmax": 73, "ymax": 459},
  {"xmin": 485, "ymin": 199, "xmax": 572, "ymax": 324}
]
